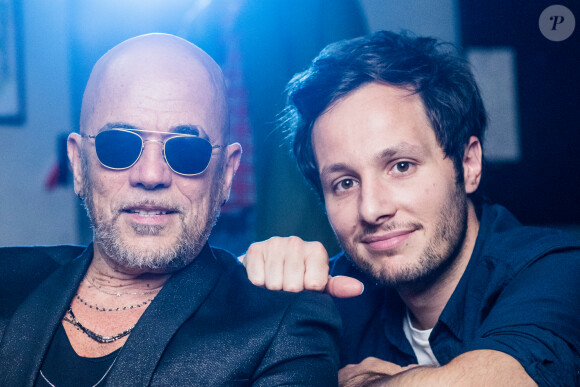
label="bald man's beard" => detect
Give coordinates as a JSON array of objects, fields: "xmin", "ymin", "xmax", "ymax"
[{"xmin": 80, "ymin": 156, "xmax": 224, "ymax": 272}]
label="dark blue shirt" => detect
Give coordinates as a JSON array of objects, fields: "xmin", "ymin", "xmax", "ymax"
[{"xmin": 331, "ymin": 203, "xmax": 580, "ymax": 386}]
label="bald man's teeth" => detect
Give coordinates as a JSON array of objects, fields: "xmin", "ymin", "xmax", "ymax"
[{"xmin": 129, "ymin": 210, "xmax": 169, "ymax": 216}]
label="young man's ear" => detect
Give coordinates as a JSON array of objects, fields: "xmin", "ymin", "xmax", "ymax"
[
  {"xmin": 463, "ymin": 136, "xmax": 482, "ymax": 194},
  {"xmin": 220, "ymin": 143, "xmax": 242, "ymax": 204},
  {"xmin": 67, "ymin": 133, "xmax": 85, "ymax": 197}
]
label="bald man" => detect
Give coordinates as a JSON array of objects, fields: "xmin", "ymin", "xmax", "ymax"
[{"xmin": 0, "ymin": 34, "xmax": 339, "ymax": 386}]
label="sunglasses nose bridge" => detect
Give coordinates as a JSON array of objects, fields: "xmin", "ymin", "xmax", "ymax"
[
  {"xmin": 141, "ymin": 138, "xmax": 167, "ymax": 155},
  {"xmin": 137, "ymin": 138, "xmax": 170, "ymax": 166},
  {"xmin": 141, "ymin": 138, "xmax": 165, "ymax": 147}
]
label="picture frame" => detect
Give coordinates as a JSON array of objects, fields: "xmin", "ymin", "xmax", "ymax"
[{"xmin": 0, "ymin": 0, "xmax": 25, "ymax": 124}]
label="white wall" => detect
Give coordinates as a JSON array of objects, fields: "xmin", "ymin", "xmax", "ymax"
[{"xmin": 0, "ymin": 0, "xmax": 77, "ymax": 245}]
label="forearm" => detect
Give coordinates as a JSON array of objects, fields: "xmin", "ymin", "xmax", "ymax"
[
  {"xmin": 386, "ymin": 350, "xmax": 535, "ymax": 386},
  {"xmin": 340, "ymin": 350, "xmax": 536, "ymax": 387}
]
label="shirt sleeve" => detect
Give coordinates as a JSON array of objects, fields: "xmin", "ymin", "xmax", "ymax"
[
  {"xmin": 251, "ymin": 291, "xmax": 341, "ymax": 386},
  {"xmin": 462, "ymin": 249, "xmax": 580, "ymax": 386}
]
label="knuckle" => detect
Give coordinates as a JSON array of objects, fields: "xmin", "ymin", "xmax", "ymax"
[
  {"xmin": 250, "ymin": 277, "xmax": 265, "ymax": 287},
  {"xmin": 265, "ymin": 280, "xmax": 283, "ymax": 291},
  {"xmin": 286, "ymin": 235, "xmax": 303, "ymax": 247},
  {"xmin": 245, "ymin": 242, "xmax": 262, "ymax": 256},
  {"xmin": 305, "ymin": 277, "xmax": 327, "ymax": 291},
  {"xmin": 311, "ymin": 242, "xmax": 328, "ymax": 257},
  {"xmin": 247, "ymin": 274, "xmax": 265, "ymax": 287},
  {"xmin": 283, "ymin": 283, "xmax": 304, "ymax": 293}
]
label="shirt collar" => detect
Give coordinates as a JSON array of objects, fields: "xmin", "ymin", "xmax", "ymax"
[
  {"xmin": 379, "ymin": 288, "xmax": 416, "ymax": 358},
  {"xmin": 436, "ymin": 201, "xmax": 497, "ymax": 340}
]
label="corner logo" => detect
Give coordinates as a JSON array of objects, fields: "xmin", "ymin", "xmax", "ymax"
[{"xmin": 539, "ymin": 5, "xmax": 575, "ymax": 41}]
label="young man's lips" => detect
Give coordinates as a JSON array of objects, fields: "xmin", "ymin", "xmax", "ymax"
[{"xmin": 360, "ymin": 229, "xmax": 415, "ymax": 251}]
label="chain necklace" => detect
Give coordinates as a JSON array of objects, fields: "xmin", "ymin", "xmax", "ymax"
[
  {"xmin": 85, "ymin": 276, "xmax": 161, "ymax": 297},
  {"xmin": 63, "ymin": 307, "xmax": 134, "ymax": 344},
  {"xmin": 39, "ymin": 357, "xmax": 117, "ymax": 387},
  {"xmin": 75, "ymin": 294, "xmax": 154, "ymax": 312}
]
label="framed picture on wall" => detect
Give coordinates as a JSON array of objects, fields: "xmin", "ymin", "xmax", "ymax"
[{"xmin": 0, "ymin": 0, "xmax": 25, "ymax": 124}]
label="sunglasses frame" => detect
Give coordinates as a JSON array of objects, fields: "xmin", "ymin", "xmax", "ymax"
[{"xmin": 82, "ymin": 128, "xmax": 225, "ymax": 176}]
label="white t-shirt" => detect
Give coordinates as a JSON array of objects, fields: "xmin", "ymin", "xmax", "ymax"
[{"xmin": 402, "ymin": 309, "xmax": 440, "ymax": 366}]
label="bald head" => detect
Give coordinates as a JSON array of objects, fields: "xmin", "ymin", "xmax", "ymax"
[{"xmin": 80, "ymin": 33, "xmax": 229, "ymax": 142}]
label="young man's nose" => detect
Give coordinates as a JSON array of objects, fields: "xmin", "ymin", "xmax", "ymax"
[{"xmin": 358, "ymin": 180, "xmax": 396, "ymax": 224}]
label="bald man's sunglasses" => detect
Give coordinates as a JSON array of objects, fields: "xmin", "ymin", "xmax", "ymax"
[{"xmin": 83, "ymin": 129, "xmax": 224, "ymax": 176}]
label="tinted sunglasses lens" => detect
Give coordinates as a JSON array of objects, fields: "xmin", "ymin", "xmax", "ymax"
[
  {"xmin": 94, "ymin": 130, "xmax": 142, "ymax": 169},
  {"xmin": 164, "ymin": 136, "xmax": 213, "ymax": 175}
]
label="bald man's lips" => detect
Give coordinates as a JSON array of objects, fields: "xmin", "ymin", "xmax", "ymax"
[
  {"xmin": 122, "ymin": 206, "xmax": 178, "ymax": 226},
  {"xmin": 360, "ymin": 229, "xmax": 415, "ymax": 252}
]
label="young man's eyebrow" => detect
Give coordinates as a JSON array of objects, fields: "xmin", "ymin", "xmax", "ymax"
[
  {"xmin": 319, "ymin": 143, "xmax": 427, "ymax": 178},
  {"xmin": 320, "ymin": 163, "xmax": 352, "ymax": 178},
  {"xmin": 375, "ymin": 143, "xmax": 426, "ymax": 162}
]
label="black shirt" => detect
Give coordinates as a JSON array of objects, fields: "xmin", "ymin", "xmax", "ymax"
[
  {"xmin": 35, "ymin": 324, "xmax": 119, "ymax": 387},
  {"xmin": 331, "ymin": 203, "xmax": 580, "ymax": 386}
]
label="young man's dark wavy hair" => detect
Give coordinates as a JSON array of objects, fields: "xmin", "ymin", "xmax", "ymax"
[{"xmin": 281, "ymin": 30, "xmax": 487, "ymax": 199}]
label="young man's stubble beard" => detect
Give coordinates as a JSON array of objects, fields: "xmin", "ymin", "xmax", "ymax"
[{"xmin": 342, "ymin": 176, "xmax": 469, "ymax": 292}]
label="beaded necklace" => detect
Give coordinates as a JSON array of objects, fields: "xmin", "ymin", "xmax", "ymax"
[
  {"xmin": 63, "ymin": 307, "xmax": 134, "ymax": 344},
  {"xmin": 75, "ymin": 294, "xmax": 153, "ymax": 312}
]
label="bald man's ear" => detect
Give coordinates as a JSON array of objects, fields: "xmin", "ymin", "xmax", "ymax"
[
  {"xmin": 220, "ymin": 143, "xmax": 242, "ymax": 204},
  {"xmin": 67, "ymin": 133, "xmax": 85, "ymax": 197},
  {"xmin": 463, "ymin": 136, "xmax": 482, "ymax": 194}
]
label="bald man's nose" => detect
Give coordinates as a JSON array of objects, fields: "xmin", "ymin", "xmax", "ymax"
[{"xmin": 128, "ymin": 141, "xmax": 172, "ymax": 190}]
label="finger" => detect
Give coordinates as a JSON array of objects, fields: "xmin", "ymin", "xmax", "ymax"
[
  {"xmin": 243, "ymin": 245, "xmax": 266, "ymax": 287},
  {"xmin": 339, "ymin": 358, "xmax": 393, "ymax": 387},
  {"xmin": 303, "ymin": 241, "xmax": 330, "ymax": 291},
  {"xmin": 326, "ymin": 276, "xmax": 364, "ymax": 298},
  {"xmin": 261, "ymin": 240, "xmax": 285, "ymax": 291},
  {"xmin": 338, "ymin": 363, "xmax": 378, "ymax": 387},
  {"xmin": 282, "ymin": 257, "xmax": 306, "ymax": 292},
  {"xmin": 282, "ymin": 237, "xmax": 320, "ymax": 292},
  {"xmin": 338, "ymin": 364, "xmax": 359, "ymax": 386},
  {"xmin": 359, "ymin": 356, "xmax": 407, "ymax": 375}
]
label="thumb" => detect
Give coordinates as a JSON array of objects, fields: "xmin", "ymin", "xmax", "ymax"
[{"xmin": 326, "ymin": 275, "xmax": 364, "ymax": 298}]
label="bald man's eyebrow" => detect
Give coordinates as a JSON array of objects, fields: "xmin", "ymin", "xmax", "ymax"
[
  {"xmin": 97, "ymin": 123, "xmax": 202, "ymax": 137},
  {"xmin": 101, "ymin": 122, "xmax": 139, "ymax": 131},
  {"xmin": 172, "ymin": 125, "xmax": 201, "ymax": 136}
]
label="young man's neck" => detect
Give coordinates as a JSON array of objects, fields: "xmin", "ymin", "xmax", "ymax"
[{"xmin": 399, "ymin": 200, "xmax": 480, "ymax": 330}]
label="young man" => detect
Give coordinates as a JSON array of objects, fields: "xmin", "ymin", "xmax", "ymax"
[
  {"xmin": 0, "ymin": 33, "xmax": 339, "ymax": 386},
  {"xmin": 243, "ymin": 31, "xmax": 580, "ymax": 386}
]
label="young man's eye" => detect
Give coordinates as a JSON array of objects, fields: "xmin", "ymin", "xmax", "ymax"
[
  {"xmin": 335, "ymin": 178, "xmax": 358, "ymax": 192},
  {"xmin": 392, "ymin": 162, "xmax": 412, "ymax": 174}
]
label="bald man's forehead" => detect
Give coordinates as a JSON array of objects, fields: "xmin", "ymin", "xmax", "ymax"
[
  {"xmin": 80, "ymin": 34, "xmax": 229, "ymax": 140},
  {"xmin": 83, "ymin": 74, "xmax": 227, "ymax": 139},
  {"xmin": 100, "ymin": 33, "xmax": 221, "ymax": 75}
]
